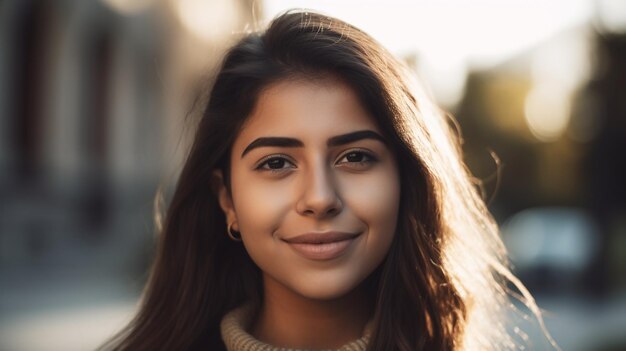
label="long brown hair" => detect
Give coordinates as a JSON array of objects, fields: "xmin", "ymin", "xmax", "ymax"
[{"xmin": 100, "ymin": 10, "xmax": 553, "ymax": 351}]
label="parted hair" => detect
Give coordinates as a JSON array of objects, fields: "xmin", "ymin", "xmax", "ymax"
[{"xmin": 99, "ymin": 9, "xmax": 551, "ymax": 351}]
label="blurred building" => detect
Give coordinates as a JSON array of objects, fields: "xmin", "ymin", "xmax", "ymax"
[
  {"xmin": 0, "ymin": 0, "xmax": 260, "ymax": 349},
  {"xmin": 453, "ymin": 20, "xmax": 626, "ymax": 351},
  {"xmin": 455, "ymin": 23, "xmax": 626, "ymax": 297}
]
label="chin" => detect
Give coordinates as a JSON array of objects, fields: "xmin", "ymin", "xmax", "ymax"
[
  {"xmin": 287, "ymin": 270, "xmax": 368, "ymax": 301},
  {"xmin": 295, "ymin": 285, "xmax": 353, "ymax": 301}
]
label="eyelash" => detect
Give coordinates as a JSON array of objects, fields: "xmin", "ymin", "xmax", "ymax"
[{"xmin": 255, "ymin": 149, "xmax": 378, "ymax": 174}]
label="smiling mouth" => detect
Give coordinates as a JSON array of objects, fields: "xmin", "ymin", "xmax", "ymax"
[{"xmin": 282, "ymin": 231, "xmax": 361, "ymax": 261}]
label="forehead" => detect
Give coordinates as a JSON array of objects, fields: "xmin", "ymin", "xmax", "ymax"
[{"xmin": 234, "ymin": 77, "xmax": 381, "ymax": 148}]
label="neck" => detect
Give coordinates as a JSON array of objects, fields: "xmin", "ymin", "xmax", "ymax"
[{"xmin": 251, "ymin": 274, "xmax": 374, "ymax": 349}]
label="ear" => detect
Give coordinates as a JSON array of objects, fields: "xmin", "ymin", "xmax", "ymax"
[{"xmin": 212, "ymin": 169, "xmax": 239, "ymax": 230}]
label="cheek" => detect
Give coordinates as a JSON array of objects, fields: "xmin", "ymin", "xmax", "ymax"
[
  {"xmin": 341, "ymin": 167, "xmax": 401, "ymax": 235},
  {"xmin": 231, "ymin": 170, "xmax": 293, "ymax": 237},
  {"xmin": 338, "ymin": 166, "xmax": 401, "ymax": 276}
]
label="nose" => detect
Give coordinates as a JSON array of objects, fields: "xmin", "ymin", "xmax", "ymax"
[{"xmin": 296, "ymin": 164, "xmax": 343, "ymax": 219}]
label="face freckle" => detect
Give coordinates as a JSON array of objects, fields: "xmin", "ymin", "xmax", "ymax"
[{"xmin": 219, "ymin": 76, "xmax": 401, "ymax": 300}]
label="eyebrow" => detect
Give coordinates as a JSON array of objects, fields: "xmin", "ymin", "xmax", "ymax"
[{"xmin": 241, "ymin": 130, "xmax": 388, "ymax": 159}]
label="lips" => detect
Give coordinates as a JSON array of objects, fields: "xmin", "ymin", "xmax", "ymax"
[{"xmin": 282, "ymin": 231, "xmax": 361, "ymax": 260}]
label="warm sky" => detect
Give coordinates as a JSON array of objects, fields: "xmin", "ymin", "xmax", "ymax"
[{"xmin": 263, "ymin": 0, "xmax": 624, "ymax": 106}]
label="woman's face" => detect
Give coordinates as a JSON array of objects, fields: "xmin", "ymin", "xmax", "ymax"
[{"xmin": 215, "ymin": 76, "xmax": 401, "ymax": 300}]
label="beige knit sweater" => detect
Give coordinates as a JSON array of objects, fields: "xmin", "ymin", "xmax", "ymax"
[{"xmin": 220, "ymin": 303, "xmax": 373, "ymax": 351}]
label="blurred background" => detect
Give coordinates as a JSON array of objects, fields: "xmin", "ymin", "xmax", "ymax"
[{"xmin": 1, "ymin": 0, "xmax": 625, "ymax": 350}]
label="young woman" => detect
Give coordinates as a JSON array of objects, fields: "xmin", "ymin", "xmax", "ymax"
[{"xmin": 100, "ymin": 9, "xmax": 555, "ymax": 351}]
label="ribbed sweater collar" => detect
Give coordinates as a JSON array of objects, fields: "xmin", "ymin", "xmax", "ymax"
[{"xmin": 220, "ymin": 303, "xmax": 373, "ymax": 351}]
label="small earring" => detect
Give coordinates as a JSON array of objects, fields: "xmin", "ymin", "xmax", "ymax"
[{"xmin": 227, "ymin": 223, "xmax": 242, "ymax": 241}]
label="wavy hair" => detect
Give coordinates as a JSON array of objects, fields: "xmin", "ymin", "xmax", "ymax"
[{"xmin": 99, "ymin": 9, "xmax": 553, "ymax": 351}]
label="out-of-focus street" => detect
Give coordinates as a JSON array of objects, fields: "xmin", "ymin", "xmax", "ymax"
[{"xmin": 2, "ymin": 0, "xmax": 625, "ymax": 350}]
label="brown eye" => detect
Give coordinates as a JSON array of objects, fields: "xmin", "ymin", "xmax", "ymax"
[
  {"xmin": 337, "ymin": 150, "xmax": 377, "ymax": 167},
  {"xmin": 346, "ymin": 152, "xmax": 366, "ymax": 162},
  {"xmin": 256, "ymin": 155, "xmax": 296, "ymax": 173},
  {"xmin": 267, "ymin": 158, "xmax": 286, "ymax": 169}
]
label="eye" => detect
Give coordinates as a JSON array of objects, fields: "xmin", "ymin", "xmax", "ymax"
[
  {"xmin": 255, "ymin": 155, "xmax": 296, "ymax": 174},
  {"xmin": 336, "ymin": 150, "xmax": 378, "ymax": 168}
]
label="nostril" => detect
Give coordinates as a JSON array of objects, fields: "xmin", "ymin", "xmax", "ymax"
[{"xmin": 325, "ymin": 205, "xmax": 342, "ymax": 217}]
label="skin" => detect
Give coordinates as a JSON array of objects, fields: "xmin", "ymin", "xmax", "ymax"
[{"xmin": 214, "ymin": 76, "xmax": 401, "ymax": 349}]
